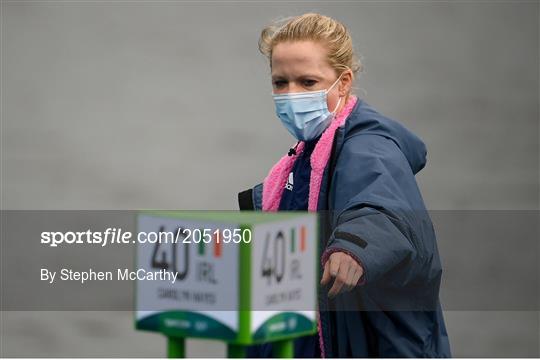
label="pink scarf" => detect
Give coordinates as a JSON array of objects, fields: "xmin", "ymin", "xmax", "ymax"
[{"xmin": 262, "ymin": 95, "xmax": 358, "ymax": 212}]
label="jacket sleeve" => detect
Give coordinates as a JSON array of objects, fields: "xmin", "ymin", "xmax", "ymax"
[
  {"xmin": 322, "ymin": 133, "xmax": 424, "ymax": 285},
  {"xmin": 238, "ymin": 182, "xmax": 263, "ymax": 211}
]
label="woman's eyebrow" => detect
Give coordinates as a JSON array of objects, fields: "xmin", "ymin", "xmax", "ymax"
[{"xmin": 272, "ymin": 74, "xmax": 323, "ymax": 80}]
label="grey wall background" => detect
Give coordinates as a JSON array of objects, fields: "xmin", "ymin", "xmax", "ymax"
[{"xmin": 1, "ymin": 0, "xmax": 538, "ymax": 357}]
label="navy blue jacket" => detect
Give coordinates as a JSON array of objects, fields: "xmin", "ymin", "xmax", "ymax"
[{"xmin": 238, "ymin": 98, "xmax": 452, "ymax": 357}]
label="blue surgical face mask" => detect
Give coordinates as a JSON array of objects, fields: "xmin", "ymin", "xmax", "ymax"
[{"xmin": 272, "ymin": 74, "xmax": 343, "ymax": 141}]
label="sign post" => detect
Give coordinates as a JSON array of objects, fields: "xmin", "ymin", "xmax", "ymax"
[
  {"xmin": 168, "ymin": 337, "xmax": 185, "ymax": 358},
  {"xmin": 134, "ymin": 211, "xmax": 318, "ymax": 358}
]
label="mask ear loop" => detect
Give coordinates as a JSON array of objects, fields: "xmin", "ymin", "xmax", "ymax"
[
  {"xmin": 327, "ymin": 71, "xmax": 345, "ymax": 114},
  {"xmin": 325, "ymin": 72, "xmax": 343, "ymax": 95},
  {"xmin": 331, "ymin": 95, "xmax": 343, "ymax": 114}
]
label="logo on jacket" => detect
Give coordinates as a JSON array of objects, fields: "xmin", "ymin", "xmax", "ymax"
[{"xmin": 285, "ymin": 172, "xmax": 294, "ymax": 191}]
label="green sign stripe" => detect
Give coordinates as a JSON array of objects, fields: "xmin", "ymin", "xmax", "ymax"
[
  {"xmin": 290, "ymin": 227, "xmax": 296, "ymax": 253},
  {"xmin": 198, "ymin": 240, "xmax": 205, "ymax": 256},
  {"xmin": 238, "ymin": 224, "xmax": 252, "ymax": 344}
]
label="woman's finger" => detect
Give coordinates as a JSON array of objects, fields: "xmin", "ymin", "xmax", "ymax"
[
  {"xmin": 329, "ymin": 254, "xmax": 341, "ymax": 278},
  {"xmin": 320, "ymin": 260, "xmax": 331, "ymax": 285},
  {"xmin": 351, "ymin": 268, "xmax": 361, "ymax": 288},
  {"xmin": 328, "ymin": 261, "xmax": 348, "ymax": 298},
  {"xmin": 343, "ymin": 263, "xmax": 358, "ymax": 292},
  {"xmin": 352, "ymin": 264, "xmax": 364, "ymax": 286}
]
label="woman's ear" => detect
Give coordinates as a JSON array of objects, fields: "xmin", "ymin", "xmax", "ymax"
[{"xmin": 339, "ymin": 69, "xmax": 353, "ymax": 96}]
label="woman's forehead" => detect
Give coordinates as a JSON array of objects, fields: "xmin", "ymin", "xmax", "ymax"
[{"xmin": 271, "ymin": 41, "xmax": 331, "ymax": 77}]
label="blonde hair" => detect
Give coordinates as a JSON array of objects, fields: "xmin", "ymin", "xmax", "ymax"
[{"xmin": 258, "ymin": 13, "xmax": 364, "ymax": 91}]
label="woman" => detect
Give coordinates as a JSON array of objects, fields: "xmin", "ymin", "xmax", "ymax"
[{"xmin": 238, "ymin": 13, "xmax": 451, "ymax": 358}]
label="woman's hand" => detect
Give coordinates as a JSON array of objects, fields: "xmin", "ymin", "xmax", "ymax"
[{"xmin": 320, "ymin": 251, "xmax": 364, "ymax": 298}]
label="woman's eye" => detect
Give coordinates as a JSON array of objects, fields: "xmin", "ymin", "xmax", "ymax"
[
  {"xmin": 303, "ymin": 80, "xmax": 317, "ymax": 87},
  {"xmin": 273, "ymin": 81, "xmax": 286, "ymax": 88}
]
